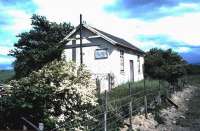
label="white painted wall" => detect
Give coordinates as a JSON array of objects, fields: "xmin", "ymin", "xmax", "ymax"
[
  {"xmin": 110, "ymin": 46, "xmax": 144, "ymax": 86},
  {"xmin": 62, "ymin": 27, "xmax": 144, "ymax": 92}
]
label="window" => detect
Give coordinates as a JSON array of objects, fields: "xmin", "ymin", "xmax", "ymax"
[
  {"xmin": 138, "ymin": 55, "xmax": 140, "ymax": 73},
  {"xmin": 120, "ymin": 50, "xmax": 124, "ymax": 72},
  {"xmin": 95, "ymin": 49, "xmax": 108, "ymax": 59}
]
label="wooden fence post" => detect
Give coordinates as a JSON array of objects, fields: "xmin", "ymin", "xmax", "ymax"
[
  {"xmin": 104, "ymin": 90, "xmax": 108, "ymax": 131},
  {"xmin": 144, "ymin": 79, "xmax": 148, "ymax": 119},
  {"xmin": 22, "ymin": 125, "xmax": 28, "ymax": 131},
  {"xmin": 158, "ymin": 79, "xmax": 161, "ymax": 105},
  {"xmin": 108, "ymin": 73, "xmax": 111, "ymax": 91},
  {"xmin": 128, "ymin": 81, "xmax": 133, "ymax": 130},
  {"xmin": 96, "ymin": 77, "xmax": 101, "ymax": 99},
  {"xmin": 39, "ymin": 123, "xmax": 44, "ymax": 131}
]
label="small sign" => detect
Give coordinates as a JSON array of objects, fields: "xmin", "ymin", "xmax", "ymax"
[{"xmin": 95, "ymin": 49, "xmax": 108, "ymax": 59}]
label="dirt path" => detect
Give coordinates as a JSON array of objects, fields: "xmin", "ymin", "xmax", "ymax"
[
  {"xmin": 121, "ymin": 85, "xmax": 200, "ymax": 131},
  {"xmin": 156, "ymin": 85, "xmax": 200, "ymax": 131},
  {"xmin": 172, "ymin": 86, "xmax": 200, "ymax": 131}
]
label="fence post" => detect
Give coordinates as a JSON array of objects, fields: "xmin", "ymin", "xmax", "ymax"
[
  {"xmin": 144, "ymin": 79, "xmax": 148, "ymax": 119},
  {"xmin": 128, "ymin": 81, "xmax": 133, "ymax": 130},
  {"xmin": 96, "ymin": 77, "xmax": 101, "ymax": 99},
  {"xmin": 108, "ymin": 73, "xmax": 111, "ymax": 91},
  {"xmin": 39, "ymin": 123, "xmax": 44, "ymax": 131},
  {"xmin": 22, "ymin": 125, "xmax": 28, "ymax": 131},
  {"xmin": 167, "ymin": 82, "xmax": 170, "ymax": 98},
  {"xmin": 104, "ymin": 90, "xmax": 108, "ymax": 131},
  {"xmin": 158, "ymin": 79, "xmax": 161, "ymax": 105}
]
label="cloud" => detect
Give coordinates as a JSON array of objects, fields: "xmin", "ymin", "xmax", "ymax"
[
  {"xmin": 174, "ymin": 47, "xmax": 192, "ymax": 53},
  {"xmin": 132, "ymin": 13, "xmax": 200, "ymax": 49},
  {"xmin": 136, "ymin": 34, "xmax": 200, "ymax": 53},
  {"xmin": 105, "ymin": 0, "xmax": 200, "ymax": 19},
  {"xmin": 0, "ymin": 55, "xmax": 15, "ymax": 64},
  {"xmin": 0, "ymin": 0, "xmax": 36, "ymax": 68},
  {"xmin": 0, "ymin": 0, "xmax": 37, "ymax": 13},
  {"xmin": 33, "ymin": 0, "xmax": 115, "ymax": 24},
  {"xmin": 0, "ymin": 46, "xmax": 13, "ymax": 55},
  {"xmin": 0, "ymin": 0, "xmax": 200, "ymax": 66},
  {"xmin": 0, "ymin": 9, "xmax": 32, "ymax": 34}
]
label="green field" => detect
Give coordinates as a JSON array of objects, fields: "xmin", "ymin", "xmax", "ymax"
[{"xmin": 0, "ymin": 70, "xmax": 15, "ymax": 83}]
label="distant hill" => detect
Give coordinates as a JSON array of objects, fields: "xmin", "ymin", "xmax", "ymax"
[
  {"xmin": 0, "ymin": 70, "xmax": 15, "ymax": 83},
  {"xmin": 0, "ymin": 64, "xmax": 13, "ymax": 70},
  {"xmin": 187, "ymin": 64, "xmax": 200, "ymax": 75}
]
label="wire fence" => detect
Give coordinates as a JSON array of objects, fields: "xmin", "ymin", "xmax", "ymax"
[
  {"xmin": 0, "ymin": 77, "xmax": 188, "ymax": 131},
  {"xmin": 50, "ymin": 77, "xmax": 188, "ymax": 131}
]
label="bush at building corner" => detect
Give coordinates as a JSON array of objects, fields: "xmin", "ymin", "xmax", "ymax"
[{"xmin": 0, "ymin": 60, "xmax": 98, "ymax": 130}]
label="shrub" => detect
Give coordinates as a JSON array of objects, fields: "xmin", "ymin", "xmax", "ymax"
[{"xmin": 0, "ymin": 60, "xmax": 97, "ymax": 130}]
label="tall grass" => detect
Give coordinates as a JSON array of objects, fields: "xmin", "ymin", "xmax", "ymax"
[
  {"xmin": 96, "ymin": 79, "xmax": 170, "ymax": 130},
  {"xmin": 107, "ymin": 79, "xmax": 169, "ymax": 102}
]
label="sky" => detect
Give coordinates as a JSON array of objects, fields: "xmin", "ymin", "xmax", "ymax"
[{"xmin": 0, "ymin": 0, "xmax": 200, "ymax": 69}]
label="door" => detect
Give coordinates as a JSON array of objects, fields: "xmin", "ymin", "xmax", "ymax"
[{"xmin": 130, "ymin": 60, "xmax": 134, "ymax": 81}]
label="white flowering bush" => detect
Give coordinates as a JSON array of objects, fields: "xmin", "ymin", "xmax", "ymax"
[{"xmin": 7, "ymin": 60, "xmax": 97, "ymax": 130}]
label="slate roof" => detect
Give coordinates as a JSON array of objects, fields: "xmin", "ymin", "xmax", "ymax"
[
  {"xmin": 63, "ymin": 24, "xmax": 145, "ymax": 55},
  {"xmin": 90, "ymin": 26, "xmax": 145, "ymax": 54}
]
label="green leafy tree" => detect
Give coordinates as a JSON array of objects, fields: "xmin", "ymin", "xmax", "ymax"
[
  {"xmin": 145, "ymin": 48, "xmax": 186, "ymax": 85},
  {"xmin": 10, "ymin": 14, "xmax": 74, "ymax": 79},
  {"xmin": 0, "ymin": 60, "xmax": 97, "ymax": 130}
]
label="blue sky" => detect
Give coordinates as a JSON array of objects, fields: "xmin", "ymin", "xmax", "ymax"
[{"xmin": 0, "ymin": 0, "xmax": 200, "ymax": 69}]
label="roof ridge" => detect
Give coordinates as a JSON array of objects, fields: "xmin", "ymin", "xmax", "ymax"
[
  {"xmin": 62, "ymin": 23, "xmax": 145, "ymax": 54},
  {"xmin": 87, "ymin": 25, "xmax": 144, "ymax": 54}
]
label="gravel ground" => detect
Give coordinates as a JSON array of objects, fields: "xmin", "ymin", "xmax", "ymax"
[
  {"xmin": 156, "ymin": 85, "xmax": 198, "ymax": 131},
  {"xmin": 121, "ymin": 85, "xmax": 200, "ymax": 131}
]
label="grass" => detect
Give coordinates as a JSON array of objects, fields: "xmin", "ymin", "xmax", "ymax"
[
  {"xmin": 106, "ymin": 79, "xmax": 169, "ymax": 104},
  {"xmin": 0, "ymin": 70, "xmax": 15, "ymax": 83},
  {"xmin": 97, "ymin": 79, "xmax": 171, "ymax": 130},
  {"xmin": 187, "ymin": 75, "xmax": 200, "ymax": 86},
  {"xmin": 176, "ymin": 75, "xmax": 200, "ymax": 129}
]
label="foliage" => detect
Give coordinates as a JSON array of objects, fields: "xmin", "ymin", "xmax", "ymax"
[
  {"xmin": 144, "ymin": 48, "xmax": 187, "ymax": 85},
  {"xmin": 10, "ymin": 14, "xmax": 74, "ymax": 79},
  {"xmin": 0, "ymin": 60, "xmax": 97, "ymax": 130},
  {"xmin": 186, "ymin": 64, "xmax": 200, "ymax": 75},
  {"xmin": 0, "ymin": 70, "xmax": 15, "ymax": 83}
]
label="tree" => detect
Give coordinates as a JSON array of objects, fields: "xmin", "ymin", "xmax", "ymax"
[
  {"xmin": 0, "ymin": 60, "xmax": 97, "ymax": 130},
  {"xmin": 144, "ymin": 48, "xmax": 186, "ymax": 85},
  {"xmin": 10, "ymin": 14, "xmax": 74, "ymax": 79}
]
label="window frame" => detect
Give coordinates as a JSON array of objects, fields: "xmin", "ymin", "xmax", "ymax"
[
  {"xmin": 137, "ymin": 55, "xmax": 141, "ymax": 73},
  {"xmin": 95, "ymin": 48, "xmax": 108, "ymax": 59},
  {"xmin": 120, "ymin": 50, "xmax": 125, "ymax": 73}
]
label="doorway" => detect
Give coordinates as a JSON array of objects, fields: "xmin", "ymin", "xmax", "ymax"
[{"xmin": 130, "ymin": 60, "xmax": 134, "ymax": 81}]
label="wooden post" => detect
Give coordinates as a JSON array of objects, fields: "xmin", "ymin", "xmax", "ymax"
[
  {"xmin": 104, "ymin": 90, "xmax": 107, "ymax": 131},
  {"xmin": 21, "ymin": 117, "xmax": 41, "ymax": 131},
  {"xmin": 22, "ymin": 125, "xmax": 28, "ymax": 131},
  {"xmin": 144, "ymin": 96, "xmax": 148, "ymax": 119},
  {"xmin": 80, "ymin": 14, "xmax": 83, "ymax": 64},
  {"xmin": 158, "ymin": 79, "xmax": 161, "ymax": 105},
  {"xmin": 143, "ymin": 63, "xmax": 148, "ymax": 119},
  {"xmin": 96, "ymin": 77, "xmax": 101, "ymax": 98},
  {"xmin": 128, "ymin": 81, "xmax": 133, "ymax": 130},
  {"xmin": 166, "ymin": 83, "xmax": 169, "ymax": 98},
  {"xmin": 144, "ymin": 78, "xmax": 148, "ymax": 119},
  {"xmin": 108, "ymin": 73, "xmax": 111, "ymax": 91},
  {"xmin": 39, "ymin": 123, "xmax": 44, "ymax": 131}
]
